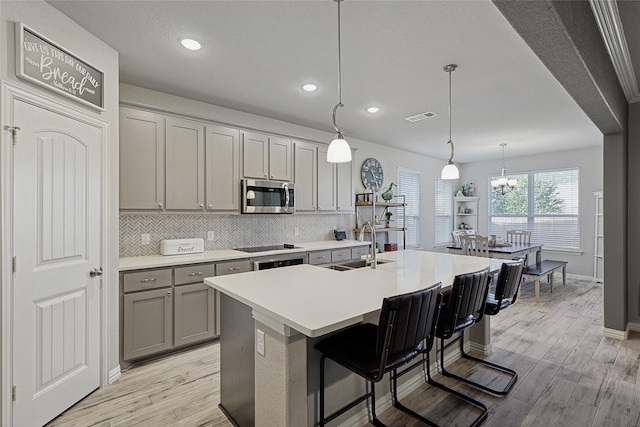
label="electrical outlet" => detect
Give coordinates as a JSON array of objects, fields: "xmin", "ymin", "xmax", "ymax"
[
  {"xmin": 332, "ymin": 225, "xmax": 337, "ymax": 231},
  {"xmin": 207, "ymin": 231, "xmax": 215, "ymax": 241},
  {"xmin": 294, "ymin": 227, "xmax": 299, "ymax": 236},
  {"xmin": 256, "ymin": 329, "xmax": 265, "ymax": 356},
  {"xmin": 141, "ymin": 234, "xmax": 150, "ymax": 245}
]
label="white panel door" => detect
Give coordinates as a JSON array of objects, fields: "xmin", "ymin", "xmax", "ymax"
[{"xmin": 12, "ymin": 98, "xmax": 102, "ymax": 426}]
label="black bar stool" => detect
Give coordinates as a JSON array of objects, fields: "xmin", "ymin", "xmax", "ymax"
[
  {"xmin": 315, "ymin": 283, "xmax": 442, "ymax": 426},
  {"xmin": 426, "ymin": 267, "xmax": 492, "ymax": 427},
  {"xmin": 451, "ymin": 260, "xmax": 524, "ymax": 395}
]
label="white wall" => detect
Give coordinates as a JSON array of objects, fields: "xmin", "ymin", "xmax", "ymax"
[
  {"xmin": 120, "ymin": 84, "xmax": 447, "ymax": 249},
  {"xmin": 0, "ymin": 0, "xmax": 120, "ymax": 411},
  {"xmin": 459, "ymin": 146, "xmax": 603, "ymax": 277}
]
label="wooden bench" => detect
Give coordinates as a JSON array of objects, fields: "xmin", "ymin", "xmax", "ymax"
[{"xmin": 522, "ymin": 260, "xmax": 568, "ymax": 302}]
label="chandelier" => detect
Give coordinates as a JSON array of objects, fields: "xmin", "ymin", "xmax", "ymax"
[{"xmin": 491, "ymin": 143, "xmax": 517, "ymax": 195}]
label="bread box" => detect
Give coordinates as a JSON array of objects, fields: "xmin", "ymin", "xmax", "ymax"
[{"xmin": 160, "ymin": 238, "xmax": 204, "ymax": 256}]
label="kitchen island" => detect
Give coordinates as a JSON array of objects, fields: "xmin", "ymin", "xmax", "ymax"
[{"xmin": 204, "ymin": 250, "xmax": 503, "ymax": 426}]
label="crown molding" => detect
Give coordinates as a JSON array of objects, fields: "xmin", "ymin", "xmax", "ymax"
[{"xmin": 590, "ymin": 0, "xmax": 640, "ymax": 103}]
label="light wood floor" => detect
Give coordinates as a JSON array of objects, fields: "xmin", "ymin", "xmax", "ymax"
[{"xmin": 47, "ymin": 276, "xmax": 640, "ymax": 427}]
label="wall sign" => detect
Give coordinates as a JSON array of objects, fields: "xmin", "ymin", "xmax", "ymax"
[{"xmin": 16, "ymin": 23, "xmax": 104, "ymax": 110}]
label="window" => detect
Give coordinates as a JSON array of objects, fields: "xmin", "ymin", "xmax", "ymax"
[
  {"xmin": 435, "ymin": 176, "xmax": 453, "ymax": 246},
  {"xmin": 397, "ymin": 167, "xmax": 420, "ymax": 247},
  {"xmin": 488, "ymin": 168, "xmax": 580, "ymax": 251}
]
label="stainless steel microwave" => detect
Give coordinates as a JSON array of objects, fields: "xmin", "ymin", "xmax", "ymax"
[{"xmin": 241, "ymin": 179, "xmax": 295, "ymax": 214}]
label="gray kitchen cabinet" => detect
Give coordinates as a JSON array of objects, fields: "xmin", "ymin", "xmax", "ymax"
[
  {"xmin": 123, "ymin": 287, "xmax": 173, "ymax": 361},
  {"xmin": 337, "ymin": 159, "xmax": 354, "ymax": 212},
  {"xmin": 242, "ymin": 131, "xmax": 292, "ymax": 181},
  {"xmin": 216, "ymin": 259, "xmax": 252, "ymax": 276},
  {"xmin": 331, "ymin": 249, "xmax": 351, "ymax": 263},
  {"xmin": 294, "ymin": 140, "xmax": 318, "ymax": 211},
  {"xmin": 205, "ymin": 125, "xmax": 241, "ymax": 212},
  {"xmin": 165, "ymin": 117, "xmax": 206, "ymax": 210},
  {"xmin": 317, "ymin": 145, "xmax": 337, "ymax": 211},
  {"xmin": 174, "ymin": 283, "xmax": 216, "ymax": 347},
  {"xmin": 119, "ymin": 108, "xmax": 165, "ymax": 210},
  {"xmin": 308, "ymin": 250, "xmax": 331, "ymax": 265},
  {"xmin": 351, "ymin": 246, "xmax": 370, "ymax": 260}
]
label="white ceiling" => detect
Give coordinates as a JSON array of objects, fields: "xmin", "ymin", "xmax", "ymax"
[{"xmin": 48, "ymin": 0, "xmax": 603, "ymax": 163}]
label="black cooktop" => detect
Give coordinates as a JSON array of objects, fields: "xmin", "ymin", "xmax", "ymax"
[{"xmin": 234, "ymin": 244, "xmax": 300, "ymax": 253}]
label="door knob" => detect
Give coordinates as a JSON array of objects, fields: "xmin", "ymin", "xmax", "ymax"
[{"xmin": 89, "ymin": 267, "xmax": 103, "ymax": 277}]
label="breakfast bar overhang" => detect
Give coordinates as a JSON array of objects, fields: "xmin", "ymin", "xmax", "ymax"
[{"xmin": 205, "ymin": 250, "xmax": 504, "ymax": 426}]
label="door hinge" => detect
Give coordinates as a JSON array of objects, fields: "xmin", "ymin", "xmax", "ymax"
[
  {"xmin": 12, "ymin": 385, "xmax": 16, "ymax": 402},
  {"xmin": 3, "ymin": 126, "xmax": 20, "ymax": 146},
  {"xmin": 12, "ymin": 256, "xmax": 16, "ymax": 273}
]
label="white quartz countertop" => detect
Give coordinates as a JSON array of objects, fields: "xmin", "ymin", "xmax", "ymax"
[
  {"xmin": 119, "ymin": 240, "xmax": 370, "ymax": 271},
  {"xmin": 204, "ymin": 250, "xmax": 503, "ymax": 338}
]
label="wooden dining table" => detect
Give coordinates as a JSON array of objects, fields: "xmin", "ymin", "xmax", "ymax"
[{"xmin": 447, "ymin": 241, "xmax": 543, "ymax": 264}]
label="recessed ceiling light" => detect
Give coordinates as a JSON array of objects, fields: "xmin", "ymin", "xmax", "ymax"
[
  {"xmin": 180, "ymin": 38, "xmax": 202, "ymax": 51},
  {"xmin": 366, "ymin": 106, "xmax": 380, "ymax": 113},
  {"xmin": 302, "ymin": 83, "xmax": 317, "ymax": 92}
]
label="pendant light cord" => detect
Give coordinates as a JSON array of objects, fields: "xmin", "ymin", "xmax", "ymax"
[
  {"xmin": 332, "ymin": 0, "xmax": 344, "ymax": 134},
  {"xmin": 444, "ymin": 64, "xmax": 457, "ymax": 163}
]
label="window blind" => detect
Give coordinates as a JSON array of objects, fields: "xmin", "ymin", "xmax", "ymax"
[
  {"xmin": 397, "ymin": 167, "xmax": 420, "ymax": 247},
  {"xmin": 488, "ymin": 168, "xmax": 580, "ymax": 251},
  {"xmin": 435, "ymin": 176, "xmax": 453, "ymax": 245}
]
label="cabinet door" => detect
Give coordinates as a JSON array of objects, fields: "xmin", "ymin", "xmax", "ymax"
[
  {"xmin": 174, "ymin": 283, "xmax": 216, "ymax": 347},
  {"xmin": 269, "ymin": 136, "xmax": 292, "ymax": 181},
  {"xmin": 294, "ymin": 141, "xmax": 317, "ymax": 211},
  {"xmin": 119, "ymin": 108, "xmax": 165, "ymax": 209},
  {"xmin": 242, "ymin": 132, "xmax": 269, "ymax": 179},
  {"xmin": 165, "ymin": 117, "xmax": 205, "ymax": 209},
  {"xmin": 123, "ymin": 288, "xmax": 173, "ymax": 361},
  {"xmin": 336, "ymin": 158, "xmax": 354, "ymax": 212},
  {"xmin": 205, "ymin": 125, "xmax": 240, "ymax": 211},
  {"xmin": 317, "ymin": 145, "xmax": 337, "ymax": 211}
]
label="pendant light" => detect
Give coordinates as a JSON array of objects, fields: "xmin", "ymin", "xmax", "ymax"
[
  {"xmin": 491, "ymin": 143, "xmax": 517, "ymax": 195},
  {"xmin": 441, "ymin": 64, "xmax": 460, "ymax": 180},
  {"xmin": 327, "ymin": 0, "xmax": 352, "ymax": 163}
]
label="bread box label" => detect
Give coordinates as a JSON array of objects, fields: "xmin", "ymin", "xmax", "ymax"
[{"xmin": 161, "ymin": 238, "xmax": 204, "ymax": 256}]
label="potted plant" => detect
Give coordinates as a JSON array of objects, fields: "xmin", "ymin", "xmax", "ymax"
[{"xmin": 384, "ymin": 211, "xmax": 393, "ymax": 228}]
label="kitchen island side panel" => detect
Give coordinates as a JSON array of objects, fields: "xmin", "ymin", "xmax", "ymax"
[{"xmin": 220, "ymin": 294, "xmax": 255, "ymax": 426}]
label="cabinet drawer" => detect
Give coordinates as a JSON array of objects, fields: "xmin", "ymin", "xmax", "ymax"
[
  {"xmin": 308, "ymin": 251, "xmax": 331, "ymax": 265},
  {"xmin": 331, "ymin": 249, "xmax": 351, "ymax": 263},
  {"xmin": 216, "ymin": 260, "xmax": 251, "ymax": 276},
  {"xmin": 351, "ymin": 246, "xmax": 370, "ymax": 260},
  {"xmin": 123, "ymin": 269, "xmax": 172, "ymax": 293},
  {"xmin": 174, "ymin": 263, "xmax": 215, "ymax": 286}
]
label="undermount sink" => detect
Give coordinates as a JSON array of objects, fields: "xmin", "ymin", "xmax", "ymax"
[{"xmin": 323, "ymin": 259, "xmax": 393, "ymax": 271}]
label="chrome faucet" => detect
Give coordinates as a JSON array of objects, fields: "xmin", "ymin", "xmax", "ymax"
[{"xmin": 359, "ymin": 221, "xmax": 377, "ymax": 269}]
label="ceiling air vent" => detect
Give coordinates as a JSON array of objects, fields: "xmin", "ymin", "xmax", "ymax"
[{"xmin": 404, "ymin": 111, "xmax": 437, "ymax": 123}]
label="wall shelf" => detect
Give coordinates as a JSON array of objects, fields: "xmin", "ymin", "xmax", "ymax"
[
  {"xmin": 354, "ymin": 194, "xmax": 406, "ymax": 250},
  {"xmin": 454, "ymin": 196, "xmax": 479, "ymax": 232}
]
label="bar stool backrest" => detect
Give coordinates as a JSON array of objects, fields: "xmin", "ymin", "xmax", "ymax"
[
  {"xmin": 375, "ymin": 284, "xmax": 442, "ymax": 376},
  {"xmin": 436, "ymin": 268, "xmax": 490, "ymax": 340},
  {"xmin": 492, "ymin": 260, "xmax": 525, "ymax": 311}
]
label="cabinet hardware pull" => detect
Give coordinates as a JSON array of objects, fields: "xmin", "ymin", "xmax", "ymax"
[
  {"xmin": 208, "ymin": 204, "xmax": 213, "ymax": 208},
  {"xmin": 158, "ymin": 203, "xmax": 163, "ymax": 208},
  {"xmin": 228, "ymin": 267, "xmax": 239, "ymax": 271},
  {"xmin": 188, "ymin": 272, "xmax": 203, "ymax": 277},
  {"xmin": 167, "ymin": 291, "xmax": 172, "ymax": 296},
  {"xmin": 140, "ymin": 278, "xmax": 156, "ymax": 283}
]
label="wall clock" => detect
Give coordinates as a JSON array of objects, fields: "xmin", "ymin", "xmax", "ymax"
[{"xmin": 361, "ymin": 158, "xmax": 384, "ymax": 192}]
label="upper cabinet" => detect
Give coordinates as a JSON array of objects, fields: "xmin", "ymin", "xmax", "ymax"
[
  {"xmin": 317, "ymin": 145, "xmax": 337, "ymax": 212},
  {"xmin": 119, "ymin": 108, "xmax": 165, "ymax": 210},
  {"xmin": 293, "ymin": 140, "xmax": 317, "ymax": 212},
  {"xmin": 165, "ymin": 117, "xmax": 205, "ymax": 210},
  {"xmin": 242, "ymin": 131, "xmax": 292, "ymax": 181},
  {"xmin": 205, "ymin": 125, "xmax": 241, "ymax": 212}
]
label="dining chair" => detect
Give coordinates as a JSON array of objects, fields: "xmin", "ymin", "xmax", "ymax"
[
  {"xmin": 315, "ymin": 284, "xmax": 442, "ymax": 426},
  {"xmin": 460, "ymin": 234, "xmax": 489, "ymax": 257},
  {"xmin": 506, "ymin": 230, "xmax": 531, "ymax": 244},
  {"xmin": 451, "ymin": 230, "xmax": 466, "ymax": 247}
]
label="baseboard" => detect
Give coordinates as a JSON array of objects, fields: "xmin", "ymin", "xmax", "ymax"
[
  {"xmin": 603, "ymin": 326, "xmax": 628, "ymax": 340},
  {"xmin": 341, "ymin": 347, "xmax": 463, "ymax": 426},
  {"xmin": 469, "ymin": 341, "xmax": 492, "ymax": 356},
  {"xmin": 565, "ymin": 273, "xmax": 595, "ymax": 281},
  {"xmin": 626, "ymin": 322, "xmax": 640, "ymax": 334},
  {"xmin": 108, "ymin": 365, "xmax": 122, "ymax": 384}
]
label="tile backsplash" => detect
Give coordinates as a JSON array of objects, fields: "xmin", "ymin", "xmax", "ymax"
[{"xmin": 120, "ymin": 213, "xmax": 354, "ymax": 257}]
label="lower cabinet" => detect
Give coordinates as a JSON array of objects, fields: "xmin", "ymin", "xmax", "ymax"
[
  {"xmin": 174, "ymin": 283, "xmax": 216, "ymax": 347},
  {"xmin": 123, "ymin": 287, "xmax": 173, "ymax": 361},
  {"xmin": 121, "ymin": 260, "xmax": 251, "ymax": 363}
]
